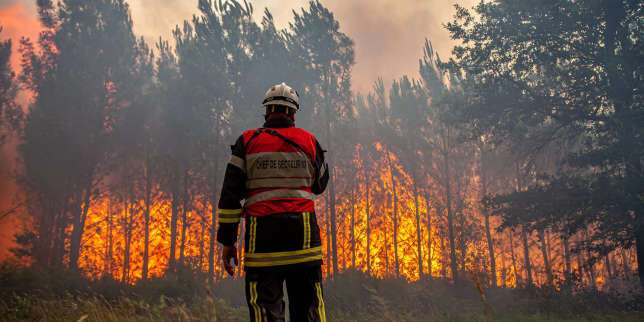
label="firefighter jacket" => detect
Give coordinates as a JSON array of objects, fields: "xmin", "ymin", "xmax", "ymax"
[{"xmin": 216, "ymin": 116, "xmax": 329, "ymax": 269}]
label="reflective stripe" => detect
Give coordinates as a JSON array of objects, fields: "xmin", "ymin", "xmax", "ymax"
[
  {"xmin": 219, "ymin": 217, "xmax": 241, "ymax": 224},
  {"xmin": 249, "ymin": 281, "xmax": 261, "ymax": 322},
  {"xmin": 247, "ymin": 177, "xmax": 313, "ymax": 189},
  {"xmin": 319, "ymin": 163, "xmax": 327, "ymax": 180},
  {"xmin": 244, "ymin": 246, "xmax": 322, "ymax": 267},
  {"xmin": 303, "ymin": 212, "xmax": 311, "ymax": 249},
  {"xmin": 219, "ymin": 209, "xmax": 242, "ymax": 224},
  {"xmin": 249, "ymin": 217, "xmax": 257, "ymax": 254},
  {"xmin": 229, "ymin": 155, "xmax": 245, "ymax": 171},
  {"xmin": 315, "ymin": 282, "xmax": 327, "ymax": 322},
  {"xmin": 246, "ymin": 151, "xmax": 309, "ymax": 165},
  {"xmin": 219, "ymin": 208, "xmax": 242, "ymax": 215},
  {"xmin": 246, "ymin": 152, "xmax": 314, "ymax": 181},
  {"xmin": 245, "ymin": 189, "xmax": 315, "ymax": 206}
]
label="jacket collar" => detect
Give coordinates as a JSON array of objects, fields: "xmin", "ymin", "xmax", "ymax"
[{"xmin": 263, "ymin": 116, "xmax": 295, "ymax": 128}]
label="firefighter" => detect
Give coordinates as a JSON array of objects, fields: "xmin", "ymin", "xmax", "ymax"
[{"xmin": 216, "ymin": 82, "xmax": 329, "ymax": 322}]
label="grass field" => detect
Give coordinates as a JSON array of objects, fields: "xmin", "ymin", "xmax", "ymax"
[{"xmin": 1, "ymin": 266, "xmax": 642, "ymax": 321}]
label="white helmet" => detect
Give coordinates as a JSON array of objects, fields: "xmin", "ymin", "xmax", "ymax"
[{"xmin": 262, "ymin": 82, "xmax": 300, "ymax": 112}]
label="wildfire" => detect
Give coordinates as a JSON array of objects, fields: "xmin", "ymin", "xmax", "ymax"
[{"xmin": 74, "ymin": 145, "xmax": 635, "ymax": 288}]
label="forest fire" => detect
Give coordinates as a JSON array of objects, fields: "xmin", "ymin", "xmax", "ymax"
[
  {"xmin": 72, "ymin": 142, "xmax": 637, "ymax": 287},
  {"xmin": 1, "ymin": 0, "xmax": 643, "ymax": 321}
]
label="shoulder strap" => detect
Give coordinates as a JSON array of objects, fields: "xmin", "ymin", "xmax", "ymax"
[{"xmin": 245, "ymin": 128, "xmax": 313, "ymax": 161}]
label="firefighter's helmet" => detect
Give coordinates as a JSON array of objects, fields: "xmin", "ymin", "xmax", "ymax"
[{"xmin": 262, "ymin": 82, "xmax": 300, "ymax": 113}]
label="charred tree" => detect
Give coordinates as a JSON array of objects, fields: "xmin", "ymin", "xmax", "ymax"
[
  {"xmin": 425, "ymin": 190, "xmax": 432, "ymax": 280},
  {"xmin": 538, "ymin": 228, "xmax": 553, "ymax": 287}
]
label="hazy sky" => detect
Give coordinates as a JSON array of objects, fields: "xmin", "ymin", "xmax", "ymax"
[{"xmin": 1, "ymin": 0, "xmax": 478, "ymax": 93}]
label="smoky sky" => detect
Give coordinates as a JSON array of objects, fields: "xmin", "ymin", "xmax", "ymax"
[
  {"xmin": 129, "ymin": 0, "xmax": 478, "ymax": 93},
  {"xmin": 0, "ymin": 0, "xmax": 477, "ymax": 94}
]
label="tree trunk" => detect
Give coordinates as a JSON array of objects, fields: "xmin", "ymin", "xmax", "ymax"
[
  {"xmin": 521, "ymin": 226, "xmax": 533, "ymax": 287},
  {"xmin": 169, "ymin": 168, "xmax": 180, "ymax": 271},
  {"xmin": 538, "ymin": 228, "xmax": 553, "ymax": 287},
  {"xmin": 413, "ymin": 178, "xmax": 423, "ymax": 279},
  {"xmin": 483, "ymin": 212, "xmax": 496, "ymax": 287},
  {"xmin": 365, "ymin": 169, "xmax": 372, "ymax": 275},
  {"xmin": 562, "ymin": 234, "xmax": 572, "ymax": 285},
  {"xmin": 444, "ymin": 149, "xmax": 458, "ymax": 282},
  {"xmin": 583, "ymin": 230, "xmax": 596, "ymax": 288},
  {"xmin": 576, "ymin": 245, "xmax": 585, "ymax": 284},
  {"xmin": 179, "ymin": 172, "xmax": 190, "ymax": 265},
  {"xmin": 322, "ymin": 74, "xmax": 338, "ymax": 278},
  {"xmin": 425, "ymin": 191, "xmax": 432, "ymax": 280},
  {"xmin": 481, "ymin": 170, "xmax": 496, "ymax": 287},
  {"xmin": 440, "ymin": 229, "xmax": 447, "ymax": 279},
  {"xmin": 122, "ymin": 195, "xmax": 134, "ymax": 284},
  {"xmin": 509, "ymin": 229, "xmax": 520, "ymax": 285},
  {"xmin": 605, "ymin": 252, "xmax": 613, "ymax": 281},
  {"xmin": 384, "ymin": 149, "xmax": 399, "ymax": 278},
  {"xmin": 325, "ymin": 191, "xmax": 332, "ymax": 277},
  {"xmin": 104, "ymin": 199, "xmax": 113, "ymax": 276},
  {"xmin": 500, "ymin": 248, "xmax": 507, "ymax": 287},
  {"xmin": 142, "ymin": 157, "xmax": 152, "ymax": 280},
  {"xmin": 36, "ymin": 201, "xmax": 56, "ymax": 267},
  {"xmin": 392, "ymin": 170, "xmax": 399, "ymax": 278},
  {"xmin": 329, "ymin": 166, "xmax": 338, "ymax": 276},
  {"xmin": 350, "ymin": 180, "xmax": 356, "ymax": 269},
  {"xmin": 621, "ymin": 248, "xmax": 631, "ymax": 278},
  {"xmin": 70, "ymin": 175, "xmax": 94, "ymax": 271},
  {"xmin": 383, "ymin": 179, "xmax": 389, "ymax": 275},
  {"xmin": 199, "ymin": 214, "xmax": 206, "ymax": 270},
  {"xmin": 53, "ymin": 207, "xmax": 68, "ymax": 267}
]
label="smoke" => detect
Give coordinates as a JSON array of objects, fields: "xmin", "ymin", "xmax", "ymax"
[
  {"xmin": 0, "ymin": 0, "xmax": 40, "ymax": 260},
  {"xmin": 0, "ymin": 0, "xmax": 477, "ymax": 259},
  {"xmin": 323, "ymin": 0, "xmax": 478, "ymax": 93},
  {"xmin": 128, "ymin": 0, "xmax": 478, "ymax": 93}
]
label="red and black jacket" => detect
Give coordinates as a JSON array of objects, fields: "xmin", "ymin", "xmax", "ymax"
[{"xmin": 216, "ymin": 117, "xmax": 328, "ymax": 268}]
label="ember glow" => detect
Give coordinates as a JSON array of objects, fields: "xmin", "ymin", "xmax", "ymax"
[{"xmin": 71, "ymin": 142, "xmax": 636, "ymax": 287}]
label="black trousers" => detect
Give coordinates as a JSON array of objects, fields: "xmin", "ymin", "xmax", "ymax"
[{"xmin": 245, "ymin": 265, "xmax": 326, "ymax": 322}]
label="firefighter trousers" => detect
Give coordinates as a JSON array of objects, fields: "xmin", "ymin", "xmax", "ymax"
[{"xmin": 245, "ymin": 265, "xmax": 326, "ymax": 322}]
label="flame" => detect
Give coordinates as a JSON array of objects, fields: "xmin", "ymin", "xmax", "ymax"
[{"xmin": 67, "ymin": 144, "xmax": 635, "ymax": 288}]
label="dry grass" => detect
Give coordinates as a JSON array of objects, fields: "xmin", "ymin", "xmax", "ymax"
[{"xmin": 1, "ymin": 266, "xmax": 642, "ymax": 322}]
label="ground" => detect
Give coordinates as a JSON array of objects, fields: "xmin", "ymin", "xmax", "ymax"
[{"xmin": 1, "ymin": 266, "xmax": 642, "ymax": 321}]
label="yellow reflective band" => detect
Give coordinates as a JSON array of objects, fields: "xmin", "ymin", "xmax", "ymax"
[
  {"xmin": 249, "ymin": 282, "xmax": 261, "ymax": 322},
  {"xmin": 219, "ymin": 208, "xmax": 242, "ymax": 215},
  {"xmin": 219, "ymin": 217, "xmax": 241, "ymax": 224},
  {"xmin": 246, "ymin": 246, "xmax": 322, "ymax": 259},
  {"xmin": 219, "ymin": 209, "xmax": 242, "ymax": 224},
  {"xmin": 315, "ymin": 282, "xmax": 326, "ymax": 322},
  {"xmin": 244, "ymin": 254, "xmax": 324, "ymax": 267},
  {"xmin": 244, "ymin": 246, "xmax": 322, "ymax": 267}
]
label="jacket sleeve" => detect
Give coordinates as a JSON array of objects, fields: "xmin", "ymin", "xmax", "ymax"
[
  {"xmin": 311, "ymin": 138, "xmax": 329, "ymax": 195},
  {"xmin": 216, "ymin": 135, "xmax": 247, "ymax": 246}
]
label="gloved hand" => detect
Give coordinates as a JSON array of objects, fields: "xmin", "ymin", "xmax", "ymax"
[{"xmin": 222, "ymin": 245, "xmax": 238, "ymax": 276}]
